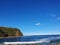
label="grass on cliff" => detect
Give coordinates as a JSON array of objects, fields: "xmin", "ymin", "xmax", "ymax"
[{"xmin": 0, "ymin": 27, "xmax": 23, "ymax": 37}]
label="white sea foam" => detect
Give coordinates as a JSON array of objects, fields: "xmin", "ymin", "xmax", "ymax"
[
  {"xmin": 4, "ymin": 36, "xmax": 60, "ymax": 44},
  {"xmin": 4, "ymin": 38, "xmax": 50, "ymax": 44}
]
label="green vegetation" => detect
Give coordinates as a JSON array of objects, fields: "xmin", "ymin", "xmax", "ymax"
[
  {"xmin": 0, "ymin": 27, "xmax": 23, "ymax": 37},
  {"xmin": 50, "ymin": 39, "xmax": 60, "ymax": 43}
]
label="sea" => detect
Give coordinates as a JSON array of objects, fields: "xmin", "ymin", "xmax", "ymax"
[{"xmin": 0, "ymin": 35, "xmax": 60, "ymax": 45}]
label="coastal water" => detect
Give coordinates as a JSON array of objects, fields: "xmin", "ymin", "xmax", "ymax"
[{"xmin": 0, "ymin": 35, "xmax": 60, "ymax": 45}]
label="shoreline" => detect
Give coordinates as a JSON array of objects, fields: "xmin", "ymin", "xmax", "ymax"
[{"xmin": 0, "ymin": 36, "xmax": 22, "ymax": 39}]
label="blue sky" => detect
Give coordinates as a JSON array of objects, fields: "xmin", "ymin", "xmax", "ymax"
[{"xmin": 0, "ymin": 0, "xmax": 60, "ymax": 35}]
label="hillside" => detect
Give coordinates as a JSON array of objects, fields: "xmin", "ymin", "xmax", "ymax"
[{"xmin": 0, "ymin": 27, "xmax": 23, "ymax": 37}]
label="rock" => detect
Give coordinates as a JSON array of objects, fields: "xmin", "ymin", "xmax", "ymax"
[{"xmin": 0, "ymin": 26, "xmax": 23, "ymax": 37}]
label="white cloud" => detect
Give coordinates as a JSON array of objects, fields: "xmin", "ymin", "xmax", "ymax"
[
  {"xmin": 24, "ymin": 32, "xmax": 60, "ymax": 36},
  {"xmin": 50, "ymin": 14, "xmax": 56, "ymax": 17},
  {"xmin": 35, "ymin": 23, "xmax": 41, "ymax": 26},
  {"xmin": 56, "ymin": 17, "xmax": 60, "ymax": 20}
]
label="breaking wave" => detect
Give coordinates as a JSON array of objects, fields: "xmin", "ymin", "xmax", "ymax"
[
  {"xmin": 4, "ymin": 38, "xmax": 50, "ymax": 44},
  {"xmin": 3, "ymin": 36, "xmax": 60, "ymax": 44}
]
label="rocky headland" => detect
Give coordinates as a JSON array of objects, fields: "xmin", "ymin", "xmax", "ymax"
[{"xmin": 0, "ymin": 26, "xmax": 23, "ymax": 37}]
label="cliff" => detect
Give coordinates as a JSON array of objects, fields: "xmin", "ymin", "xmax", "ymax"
[{"xmin": 0, "ymin": 27, "xmax": 23, "ymax": 37}]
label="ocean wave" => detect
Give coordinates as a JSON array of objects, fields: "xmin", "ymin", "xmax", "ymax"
[
  {"xmin": 4, "ymin": 38, "xmax": 50, "ymax": 44},
  {"xmin": 4, "ymin": 36, "xmax": 60, "ymax": 44}
]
